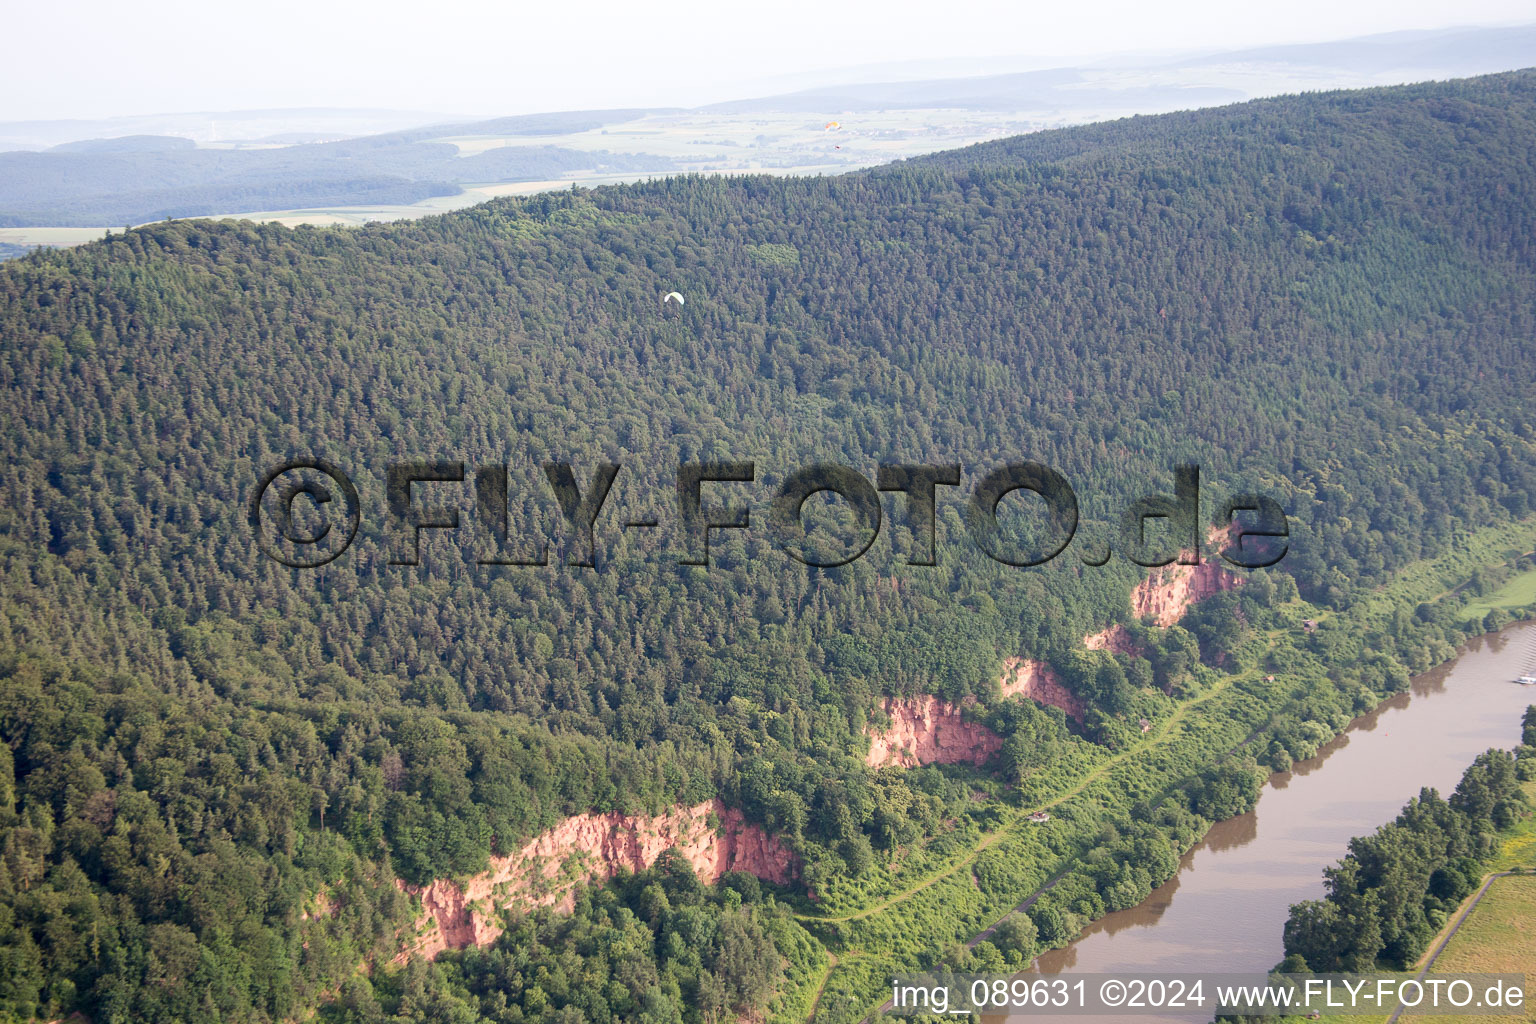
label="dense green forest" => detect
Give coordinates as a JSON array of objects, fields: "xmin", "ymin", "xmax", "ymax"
[{"xmin": 1, "ymin": 71, "xmax": 1536, "ymax": 1022}]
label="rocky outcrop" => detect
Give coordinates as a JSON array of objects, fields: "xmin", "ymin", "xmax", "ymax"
[
  {"xmin": 396, "ymin": 799, "xmax": 798, "ymax": 961},
  {"xmin": 1128, "ymin": 525, "xmax": 1243, "ymax": 626},
  {"xmin": 300, "ymin": 887, "xmax": 337, "ymax": 922},
  {"xmin": 1084, "ymin": 526, "xmax": 1244, "ymax": 647},
  {"xmin": 865, "ymin": 695, "xmax": 1003, "ymax": 768},
  {"xmin": 866, "ymin": 661, "xmax": 1091, "ymax": 768},
  {"xmin": 1083, "ymin": 623, "xmax": 1138, "ymax": 655},
  {"xmin": 1129, "ymin": 558, "xmax": 1241, "ymax": 627},
  {"xmin": 998, "ymin": 657, "xmax": 1085, "ymax": 720}
]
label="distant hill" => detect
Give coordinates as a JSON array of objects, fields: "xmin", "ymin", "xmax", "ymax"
[
  {"xmin": 0, "ymin": 137, "xmax": 678, "ymax": 226},
  {"xmin": 1180, "ymin": 23, "xmax": 1536, "ymax": 74},
  {"xmin": 705, "ymin": 24, "xmax": 1536, "ymax": 113},
  {"xmin": 0, "ymin": 106, "xmax": 465, "ymax": 151},
  {"xmin": 49, "ymin": 134, "xmax": 195, "ymax": 153},
  {"xmin": 383, "ymin": 107, "xmax": 677, "ymax": 142},
  {"xmin": 701, "ymin": 69, "xmax": 1242, "ymax": 113},
  {"xmin": 2, "ymin": 26, "xmax": 1533, "ymax": 232}
]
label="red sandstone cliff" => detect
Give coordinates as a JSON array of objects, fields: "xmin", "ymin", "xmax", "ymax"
[
  {"xmin": 1129, "ymin": 555, "xmax": 1241, "ymax": 626},
  {"xmin": 998, "ymin": 657, "xmax": 1085, "ymax": 720},
  {"xmin": 1131, "ymin": 525, "xmax": 1243, "ymax": 626},
  {"xmin": 1086, "ymin": 525, "xmax": 1243, "ymax": 646},
  {"xmin": 1083, "ymin": 623, "xmax": 1138, "ymax": 655},
  {"xmin": 865, "ymin": 660, "xmax": 1089, "ymax": 768},
  {"xmin": 396, "ymin": 799, "xmax": 798, "ymax": 961},
  {"xmin": 865, "ymin": 694, "xmax": 1003, "ymax": 768}
]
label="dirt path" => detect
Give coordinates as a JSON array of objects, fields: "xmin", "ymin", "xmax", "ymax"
[
  {"xmin": 799, "ymin": 665, "xmax": 1261, "ymax": 1024},
  {"xmin": 810, "ymin": 629, "xmax": 1299, "ymax": 1023},
  {"xmin": 804, "ymin": 951, "xmax": 840, "ymax": 1022}
]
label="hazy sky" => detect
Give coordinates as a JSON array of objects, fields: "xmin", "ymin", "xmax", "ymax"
[{"xmin": 4, "ymin": 0, "xmax": 1534, "ymax": 122}]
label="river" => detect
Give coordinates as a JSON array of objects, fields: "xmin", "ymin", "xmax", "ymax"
[{"xmin": 1024, "ymin": 619, "xmax": 1536, "ymax": 1020}]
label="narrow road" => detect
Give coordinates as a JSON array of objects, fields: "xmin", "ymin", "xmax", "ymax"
[
  {"xmin": 967, "ymin": 867, "xmax": 1072, "ymax": 949},
  {"xmin": 1383, "ymin": 871, "xmax": 1513, "ymax": 1024}
]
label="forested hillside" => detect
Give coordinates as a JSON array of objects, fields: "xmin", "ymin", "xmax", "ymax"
[{"xmin": 1, "ymin": 72, "xmax": 1535, "ymax": 1022}]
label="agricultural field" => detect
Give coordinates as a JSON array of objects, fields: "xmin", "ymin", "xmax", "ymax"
[
  {"xmin": 206, "ymin": 163, "xmax": 860, "ymax": 229},
  {"xmin": 1462, "ymin": 572, "xmax": 1536, "ymax": 627},
  {"xmin": 0, "ymin": 225, "xmax": 109, "ymax": 257},
  {"xmin": 429, "ymin": 107, "xmax": 1053, "ymax": 169},
  {"xmin": 1404, "ymin": 874, "xmax": 1536, "ymax": 1024}
]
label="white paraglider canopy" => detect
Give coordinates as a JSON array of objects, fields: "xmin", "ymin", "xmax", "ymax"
[{"xmin": 663, "ymin": 291, "xmax": 685, "ymax": 307}]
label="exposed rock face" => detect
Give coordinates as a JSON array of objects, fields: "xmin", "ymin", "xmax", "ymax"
[
  {"xmin": 865, "ymin": 661, "xmax": 1090, "ymax": 767},
  {"xmin": 1083, "ymin": 623, "xmax": 1138, "ymax": 655},
  {"xmin": 865, "ymin": 695, "xmax": 1003, "ymax": 768},
  {"xmin": 865, "ymin": 536, "xmax": 1244, "ymax": 772},
  {"xmin": 998, "ymin": 657, "xmax": 1085, "ymax": 720},
  {"xmin": 1087, "ymin": 526, "xmax": 1244, "ymax": 641},
  {"xmin": 1129, "ymin": 555, "xmax": 1242, "ymax": 627},
  {"xmin": 396, "ymin": 799, "xmax": 798, "ymax": 962},
  {"xmin": 300, "ymin": 888, "xmax": 337, "ymax": 922}
]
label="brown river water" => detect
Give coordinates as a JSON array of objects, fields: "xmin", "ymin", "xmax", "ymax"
[{"xmin": 1000, "ymin": 620, "xmax": 1536, "ymax": 1021}]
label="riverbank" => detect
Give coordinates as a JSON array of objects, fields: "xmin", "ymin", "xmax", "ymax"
[
  {"xmin": 790, "ymin": 520, "xmax": 1536, "ymax": 1023},
  {"xmin": 1268, "ymin": 776, "xmax": 1536, "ymax": 1024},
  {"xmin": 1030, "ymin": 623, "xmax": 1536, "ymax": 983}
]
